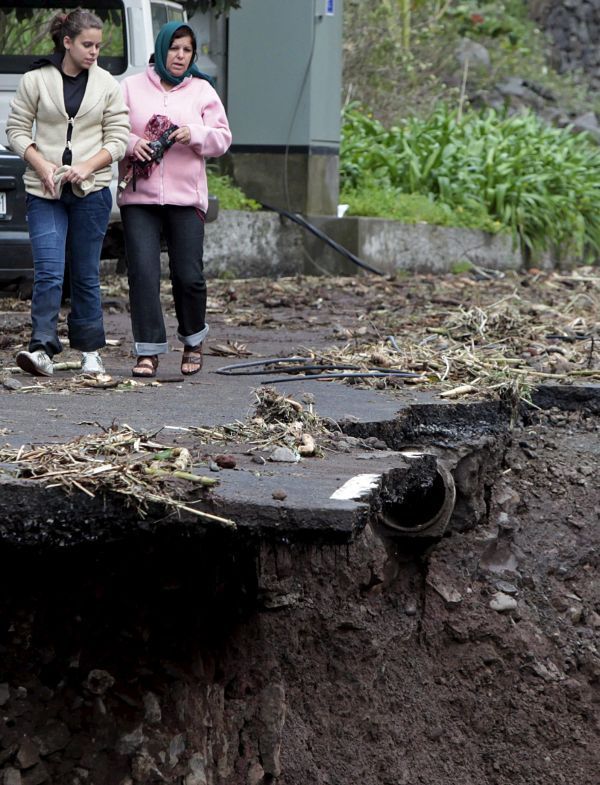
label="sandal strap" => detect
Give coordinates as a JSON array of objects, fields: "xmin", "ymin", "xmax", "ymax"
[{"xmin": 135, "ymin": 355, "xmax": 158, "ymax": 368}]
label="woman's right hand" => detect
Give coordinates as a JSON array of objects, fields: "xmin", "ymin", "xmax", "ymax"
[
  {"xmin": 133, "ymin": 138, "xmax": 154, "ymax": 162},
  {"xmin": 35, "ymin": 160, "xmax": 58, "ymax": 197}
]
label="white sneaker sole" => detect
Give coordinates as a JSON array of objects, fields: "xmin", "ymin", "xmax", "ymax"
[{"xmin": 16, "ymin": 352, "xmax": 53, "ymax": 377}]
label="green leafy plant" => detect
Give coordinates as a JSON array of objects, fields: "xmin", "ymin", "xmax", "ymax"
[
  {"xmin": 341, "ymin": 103, "xmax": 600, "ymax": 260},
  {"xmin": 207, "ymin": 172, "xmax": 260, "ymax": 211}
]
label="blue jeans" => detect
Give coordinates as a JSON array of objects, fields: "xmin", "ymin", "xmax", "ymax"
[{"xmin": 26, "ymin": 187, "xmax": 111, "ymax": 357}]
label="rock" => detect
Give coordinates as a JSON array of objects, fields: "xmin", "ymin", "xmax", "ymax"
[
  {"xmin": 131, "ymin": 750, "xmax": 164, "ymax": 782},
  {"xmin": 333, "ymin": 440, "xmax": 352, "ymax": 453},
  {"xmin": 246, "ymin": 762, "xmax": 265, "ymax": 785},
  {"xmin": 428, "ymin": 580, "xmax": 462, "ymax": 606},
  {"xmin": 271, "ymin": 489, "xmax": 288, "ymax": 501},
  {"xmin": 251, "ymin": 454, "xmax": 266, "ymax": 465},
  {"xmin": 258, "ymin": 683, "xmax": 286, "ymax": 777},
  {"xmin": 568, "ymin": 606, "xmax": 583, "ymax": 624},
  {"xmin": 489, "ymin": 592, "xmax": 518, "ymax": 612},
  {"xmin": 261, "ymin": 591, "xmax": 300, "ymax": 610},
  {"xmin": 83, "ymin": 669, "xmax": 115, "ymax": 696},
  {"xmin": 214, "ymin": 454, "xmax": 236, "ymax": 469},
  {"xmin": 16, "ymin": 739, "xmax": 40, "ymax": 770},
  {"xmin": 0, "ymin": 683, "xmax": 9, "ymax": 707},
  {"xmin": 494, "ymin": 580, "xmax": 518, "ymax": 595},
  {"xmin": 185, "ymin": 754, "xmax": 208, "ymax": 785},
  {"xmin": 572, "ymin": 111, "xmax": 600, "ymax": 141},
  {"xmin": 0, "ymin": 746, "xmax": 19, "ymax": 769},
  {"xmin": 455, "ymin": 37, "xmax": 491, "ymax": 70},
  {"xmin": 3, "ymin": 769, "xmax": 22, "ymax": 785},
  {"xmin": 2, "ymin": 377, "xmax": 22, "ymax": 391},
  {"xmin": 298, "ymin": 433, "xmax": 315, "ymax": 456},
  {"xmin": 22, "ymin": 764, "xmax": 49, "ymax": 785},
  {"xmin": 587, "ymin": 610, "xmax": 600, "ymax": 628},
  {"xmin": 168, "ymin": 734, "xmax": 186, "ymax": 767},
  {"xmin": 338, "ymin": 415, "xmax": 359, "ymax": 425},
  {"xmin": 269, "ymin": 446, "xmax": 300, "ymax": 463},
  {"xmin": 143, "ymin": 692, "xmax": 162, "ymax": 725},
  {"xmin": 493, "ymin": 483, "xmax": 520, "ymax": 511},
  {"xmin": 117, "ymin": 726, "xmax": 145, "ymax": 756},
  {"xmin": 479, "ymin": 538, "xmax": 519, "ymax": 573},
  {"xmin": 208, "ymin": 460, "xmax": 220, "ymax": 472},
  {"xmin": 33, "ymin": 720, "xmax": 70, "ymax": 755}
]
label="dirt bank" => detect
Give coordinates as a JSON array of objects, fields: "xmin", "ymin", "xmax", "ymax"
[{"xmin": 0, "ymin": 405, "xmax": 597, "ymax": 785}]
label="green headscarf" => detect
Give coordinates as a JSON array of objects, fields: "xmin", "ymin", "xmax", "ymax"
[{"xmin": 153, "ymin": 21, "xmax": 215, "ymax": 87}]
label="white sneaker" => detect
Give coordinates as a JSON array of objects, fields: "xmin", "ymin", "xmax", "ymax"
[
  {"xmin": 16, "ymin": 349, "xmax": 54, "ymax": 377},
  {"xmin": 81, "ymin": 351, "xmax": 105, "ymax": 375}
]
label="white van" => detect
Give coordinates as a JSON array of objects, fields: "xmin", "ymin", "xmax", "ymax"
[{"xmin": 0, "ymin": 0, "xmax": 190, "ymax": 220}]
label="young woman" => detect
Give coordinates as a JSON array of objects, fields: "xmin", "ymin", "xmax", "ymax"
[
  {"xmin": 6, "ymin": 9, "xmax": 129, "ymax": 377},
  {"xmin": 118, "ymin": 21, "xmax": 232, "ymax": 377}
]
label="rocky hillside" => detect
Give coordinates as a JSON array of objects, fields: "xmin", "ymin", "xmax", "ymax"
[{"xmin": 343, "ymin": 0, "xmax": 600, "ymax": 139}]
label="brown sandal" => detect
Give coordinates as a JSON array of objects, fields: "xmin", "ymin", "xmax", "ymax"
[
  {"xmin": 132, "ymin": 355, "xmax": 158, "ymax": 378},
  {"xmin": 181, "ymin": 344, "xmax": 203, "ymax": 375}
]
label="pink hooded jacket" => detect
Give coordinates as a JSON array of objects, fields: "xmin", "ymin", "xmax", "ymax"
[{"xmin": 117, "ymin": 66, "xmax": 231, "ymax": 212}]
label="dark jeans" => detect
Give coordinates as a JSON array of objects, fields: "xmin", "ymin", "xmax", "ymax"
[
  {"xmin": 121, "ymin": 204, "xmax": 207, "ymax": 356},
  {"xmin": 26, "ymin": 188, "xmax": 111, "ymax": 357}
]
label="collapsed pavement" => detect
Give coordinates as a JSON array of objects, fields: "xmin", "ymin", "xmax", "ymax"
[{"xmin": 0, "ymin": 271, "xmax": 598, "ymax": 784}]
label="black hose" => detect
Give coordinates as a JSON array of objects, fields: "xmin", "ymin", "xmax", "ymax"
[
  {"xmin": 262, "ymin": 371, "xmax": 423, "ymax": 384},
  {"xmin": 259, "ymin": 202, "xmax": 385, "ymax": 276},
  {"xmin": 214, "ymin": 357, "xmax": 423, "ymax": 383},
  {"xmin": 215, "ymin": 356, "xmax": 362, "ymax": 376}
]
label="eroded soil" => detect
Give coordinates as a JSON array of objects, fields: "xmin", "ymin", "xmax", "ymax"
[{"xmin": 0, "ymin": 407, "xmax": 597, "ymax": 784}]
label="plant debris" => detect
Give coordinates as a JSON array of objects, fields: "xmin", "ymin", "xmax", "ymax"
[
  {"xmin": 204, "ymin": 268, "xmax": 599, "ymax": 401},
  {"xmin": 191, "ymin": 387, "xmax": 335, "ymax": 455},
  {"xmin": 0, "ymin": 424, "xmax": 235, "ymax": 528}
]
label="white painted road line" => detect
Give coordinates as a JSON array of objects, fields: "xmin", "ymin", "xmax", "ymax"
[{"xmin": 330, "ymin": 473, "xmax": 381, "ymax": 501}]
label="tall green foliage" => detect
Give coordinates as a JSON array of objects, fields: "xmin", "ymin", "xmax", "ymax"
[{"xmin": 341, "ymin": 104, "xmax": 600, "ymax": 259}]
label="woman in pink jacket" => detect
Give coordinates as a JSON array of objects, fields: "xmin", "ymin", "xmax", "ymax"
[{"xmin": 118, "ymin": 22, "xmax": 232, "ymax": 377}]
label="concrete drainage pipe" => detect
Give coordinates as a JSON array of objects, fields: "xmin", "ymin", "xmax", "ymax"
[{"xmin": 378, "ymin": 455, "xmax": 456, "ymax": 538}]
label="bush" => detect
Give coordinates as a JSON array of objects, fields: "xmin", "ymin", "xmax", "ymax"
[
  {"xmin": 341, "ymin": 103, "xmax": 600, "ymax": 259},
  {"xmin": 206, "ymin": 172, "xmax": 260, "ymax": 211}
]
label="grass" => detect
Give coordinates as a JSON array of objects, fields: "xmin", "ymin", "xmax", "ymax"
[{"xmin": 341, "ymin": 185, "xmax": 504, "ymax": 233}]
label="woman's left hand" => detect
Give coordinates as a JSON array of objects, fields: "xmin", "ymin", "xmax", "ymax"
[
  {"xmin": 169, "ymin": 126, "xmax": 191, "ymax": 145},
  {"xmin": 63, "ymin": 163, "xmax": 93, "ymax": 184}
]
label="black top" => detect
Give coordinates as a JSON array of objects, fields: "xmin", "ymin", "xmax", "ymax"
[{"xmin": 30, "ymin": 53, "xmax": 89, "ymax": 164}]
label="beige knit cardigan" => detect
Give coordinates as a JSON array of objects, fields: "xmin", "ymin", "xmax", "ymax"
[{"xmin": 6, "ymin": 62, "xmax": 130, "ymax": 198}]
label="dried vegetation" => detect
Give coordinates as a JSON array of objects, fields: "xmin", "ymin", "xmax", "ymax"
[
  {"xmin": 0, "ymin": 424, "xmax": 235, "ymax": 528},
  {"xmin": 205, "ymin": 267, "xmax": 600, "ymax": 403}
]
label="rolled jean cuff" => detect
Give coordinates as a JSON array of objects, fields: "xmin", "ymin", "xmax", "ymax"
[
  {"xmin": 134, "ymin": 341, "xmax": 169, "ymax": 356},
  {"xmin": 67, "ymin": 317, "xmax": 105, "ymax": 352},
  {"xmin": 178, "ymin": 324, "xmax": 209, "ymax": 347},
  {"xmin": 30, "ymin": 333, "xmax": 63, "ymax": 358}
]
